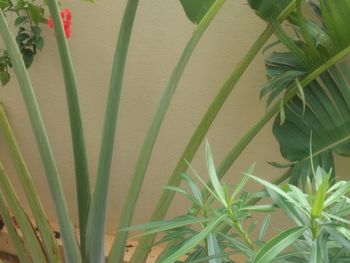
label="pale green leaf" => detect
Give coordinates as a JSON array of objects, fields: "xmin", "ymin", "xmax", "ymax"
[{"xmin": 252, "ymin": 226, "xmax": 306, "ymax": 263}]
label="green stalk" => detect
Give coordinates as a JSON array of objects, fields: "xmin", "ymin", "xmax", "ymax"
[
  {"xmin": 84, "ymin": 0, "xmax": 140, "ymax": 262},
  {"xmin": 46, "ymin": 0, "xmax": 90, "ymax": 253},
  {"xmin": 0, "ymin": 10, "xmax": 81, "ymax": 263},
  {"xmin": 0, "ymin": 163, "xmax": 47, "ymax": 263},
  {"xmin": 0, "ymin": 191, "xmax": 31, "ymax": 263},
  {"xmin": 216, "ymin": 44, "xmax": 350, "ymax": 181},
  {"xmin": 109, "ymin": 1, "xmax": 226, "ymax": 262},
  {"xmin": 0, "ymin": 105, "xmax": 61, "ymax": 262},
  {"xmin": 130, "ymin": 2, "xmax": 297, "ymax": 261}
]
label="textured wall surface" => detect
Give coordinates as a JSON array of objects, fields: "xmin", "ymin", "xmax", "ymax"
[{"xmin": 0, "ymin": 0, "xmax": 347, "ymax": 235}]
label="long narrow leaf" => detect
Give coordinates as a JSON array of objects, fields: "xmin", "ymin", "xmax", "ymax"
[
  {"xmin": 0, "ymin": 10, "xmax": 81, "ymax": 263},
  {"xmin": 161, "ymin": 215, "xmax": 225, "ymax": 263},
  {"xmin": 207, "ymin": 233, "xmax": 223, "ymax": 263},
  {"xmin": 0, "ymin": 104, "xmax": 61, "ymax": 262},
  {"xmin": 205, "ymin": 141, "xmax": 226, "ymax": 207},
  {"xmin": 122, "ymin": 216, "xmax": 209, "ymax": 239},
  {"xmin": 0, "ymin": 191, "xmax": 31, "ymax": 263},
  {"xmin": 46, "ymin": 0, "xmax": 90, "ymax": 252},
  {"xmin": 252, "ymin": 226, "xmax": 306, "ymax": 263},
  {"xmin": 112, "ymin": 1, "xmax": 226, "ymax": 262},
  {"xmin": 0, "ymin": 163, "xmax": 47, "ymax": 262},
  {"xmin": 85, "ymin": 0, "xmax": 140, "ymax": 262}
]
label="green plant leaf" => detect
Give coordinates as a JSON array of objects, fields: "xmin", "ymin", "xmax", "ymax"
[
  {"xmin": 320, "ymin": 0, "xmax": 350, "ymax": 51},
  {"xmin": 0, "ymin": 105, "xmax": 61, "ymax": 262},
  {"xmin": 14, "ymin": 16, "xmax": 27, "ymax": 27},
  {"xmin": 45, "ymin": 0, "xmax": 91, "ymax": 254},
  {"xmin": 311, "ymin": 175, "xmax": 329, "ymax": 218},
  {"xmin": 258, "ymin": 215, "xmax": 271, "ymax": 241},
  {"xmin": 264, "ymin": 2, "xmax": 350, "ymax": 184},
  {"xmin": 324, "ymin": 181, "xmax": 350, "ymax": 208},
  {"xmin": 267, "ymin": 188, "xmax": 308, "ymax": 225},
  {"xmin": 180, "ymin": 0, "xmax": 216, "ymax": 24},
  {"xmin": 21, "ymin": 49, "xmax": 33, "ymax": 68},
  {"xmin": 310, "ymin": 240, "xmax": 322, "ymax": 263},
  {"xmin": 205, "ymin": 141, "xmax": 226, "ymax": 207},
  {"xmin": 248, "ymin": 0, "xmax": 294, "ymax": 21},
  {"xmin": 0, "ymin": 9, "xmax": 81, "ymax": 263},
  {"xmin": 160, "ymin": 215, "xmax": 225, "ymax": 263},
  {"xmin": 35, "ymin": 37, "xmax": 44, "ymax": 50},
  {"xmin": 27, "ymin": 3, "xmax": 45, "ymax": 24},
  {"xmin": 89, "ymin": 0, "xmax": 140, "ymax": 262},
  {"xmin": 114, "ymin": 2, "xmax": 226, "ymax": 262},
  {"xmin": 0, "ymin": 163, "xmax": 47, "ymax": 263},
  {"xmin": 0, "ymin": 70, "xmax": 10, "ymax": 85},
  {"xmin": 122, "ymin": 216, "xmax": 209, "ymax": 239},
  {"xmin": 206, "ymin": 233, "xmax": 223, "ymax": 263},
  {"xmin": 231, "ymin": 164, "xmax": 255, "ymax": 202},
  {"xmin": 0, "ymin": 0, "xmax": 11, "ymax": 10},
  {"xmin": 252, "ymin": 226, "xmax": 306, "ymax": 263},
  {"xmin": 180, "ymin": 173, "xmax": 204, "ymax": 208},
  {"xmin": 0, "ymin": 191, "xmax": 31, "ymax": 263}
]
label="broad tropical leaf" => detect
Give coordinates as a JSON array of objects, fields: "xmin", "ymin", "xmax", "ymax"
[
  {"xmin": 180, "ymin": 0, "xmax": 216, "ymax": 24},
  {"xmin": 261, "ymin": 1, "xmax": 350, "ymax": 184},
  {"xmin": 248, "ymin": 0, "xmax": 293, "ymax": 21}
]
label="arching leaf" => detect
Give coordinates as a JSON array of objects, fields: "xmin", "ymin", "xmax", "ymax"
[
  {"xmin": 180, "ymin": 0, "xmax": 216, "ymax": 24},
  {"xmin": 248, "ymin": 0, "xmax": 293, "ymax": 21}
]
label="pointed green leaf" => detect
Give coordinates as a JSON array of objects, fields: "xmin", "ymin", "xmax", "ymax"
[
  {"xmin": 205, "ymin": 141, "xmax": 226, "ymax": 207},
  {"xmin": 161, "ymin": 215, "xmax": 225, "ymax": 263},
  {"xmin": 122, "ymin": 216, "xmax": 209, "ymax": 239},
  {"xmin": 252, "ymin": 226, "xmax": 306, "ymax": 263},
  {"xmin": 180, "ymin": 0, "xmax": 216, "ymax": 24},
  {"xmin": 311, "ymin": 175, "xmax": 329, "ymax": 217},
  {"xmin": 207, "ymin": 233, "xmax": 223, "ymax": 263}
]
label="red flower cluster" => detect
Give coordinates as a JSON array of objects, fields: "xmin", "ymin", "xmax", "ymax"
[{"xmin": 48, "ymin": 8, "xmax": 72, "ymax": 39}]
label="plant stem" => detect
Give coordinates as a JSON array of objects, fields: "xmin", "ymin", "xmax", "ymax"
[
  {"xmin": 214, "ymin": 170, "xmax": 291, "ymax": 237},
  {"xmin": 0, "ymin": 10, "xmax": 81, "ymax": 263},
  {"xmin": 0, "ymin": 105, "xmax": 61, "ymax": 262},
  {"xmin": 110, "ymin": 1, "xmax": 227, "ymax": 262},
  {"xmin": 85, "ymin": 0, "xmax": 140, "ymax": 262},
  {"xmin": 45, "ymin": 0, "xmax": 90, "ymax": 254},
  {"xmin": 130, "ymin": 2, "xmax": 297, "ymax": 261},
  {"xmin": 226, "ymin": 203, "xmax": 255, "ymax": 251},
  {"xmin": 310, "ymin": 215, "xmax": 319, "ymax": 240}
]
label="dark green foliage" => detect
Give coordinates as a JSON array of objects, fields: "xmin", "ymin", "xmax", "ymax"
[
  {"xmin": 260, "ymin": 0, "xmax": 350, "ymax": 184},
  {"xmin": 1, "ymin": 0, "xmax": 47, "ymax": 86},
  {"xmin": 180, "ymin": 0, "xmax": 216, "ymax": 24},
  {"xmin": 248, "ymin": 0, "xmax": 293, "ymax": 21}
]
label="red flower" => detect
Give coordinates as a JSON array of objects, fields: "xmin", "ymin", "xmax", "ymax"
[{"xmin": 47, "ymin": 8, "xmax": 72, "ymax": 39}]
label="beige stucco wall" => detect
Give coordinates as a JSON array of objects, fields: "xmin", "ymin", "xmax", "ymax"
[{"xmin": 0, "ymin": 0, "xmax": 348, "ymax": 236}]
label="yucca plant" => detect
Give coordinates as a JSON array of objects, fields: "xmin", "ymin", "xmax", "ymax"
[{"xmin": 0, "ymin": 0, "xmax": 349, "ymax": 262}]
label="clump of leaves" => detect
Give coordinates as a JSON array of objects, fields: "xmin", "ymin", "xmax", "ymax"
[
  {"xmin": 0, "ymin": 0, "xmax": 47, "ymax": 86},
  {"xmin": 123, "ymin": 142, "xmax": 350, "ymax": 263},
  {"xmin": 256, "ymin": 0, "xmax": 350, "ymax": 185},
  {"xmin": 251, "ymin": 166, "xmax": 350, "ymax": 262}
]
